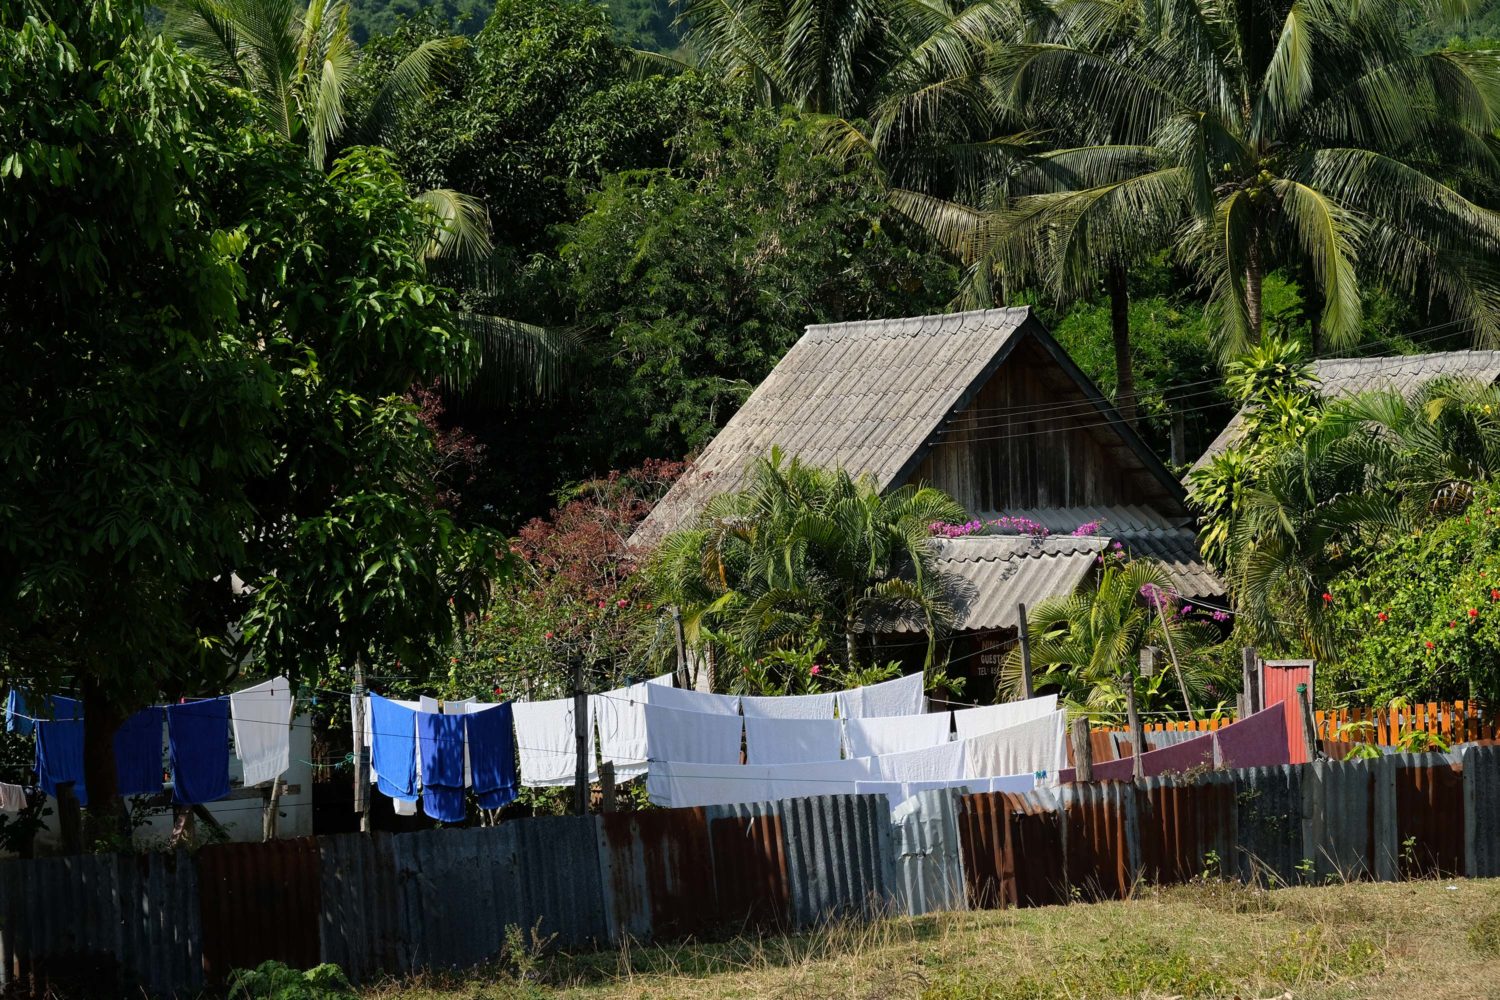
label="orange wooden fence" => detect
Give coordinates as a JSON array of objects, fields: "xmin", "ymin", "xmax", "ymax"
[{"xmin": 1093, "ymin": 701, "xmax": 1499, "ymax": 747}]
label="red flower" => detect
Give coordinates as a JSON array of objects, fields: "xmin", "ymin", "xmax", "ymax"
[
  {"xmin": 493, "ymin": 686, "xmax": 504, "ymax": 696},
  {"xmin": 1377, "ymin": 612, "xmax": 1388, "ymax": 622},
  {"xmin": 1470, "ymin": 608, "xmax": 1480, "ymax": 618},
  {"xmin": 544, "ymin": 631, "xmax": 554, "ymax": 639},
  {"xmin": 1451, "ymin": 621, "xmax": 1459, "ymax": 628},
  {"xmin": 1322, "ymin": 592, "xmax": 1333, "ymax": 603},
  {"xmin": 597, "ymin": 600, "xmax": 606, "ymax": 609},
  {"xmin": 617, "ymin": 599, "xmax": 629, "ymax": 608},
  {"xmin": 810, "ymin": 665, "xmax": 821, "ymax": 676},
  {"xmin": 1425, "ymin": 641, "xmax": 1435, "ymax": 649},
  {"xmin": 450, "ymin": 656, "xmax": 458, "ymax": 664},
  {"xmin": 1491, "ymin": 589, "xmax": 1499, "ymax": 601}
]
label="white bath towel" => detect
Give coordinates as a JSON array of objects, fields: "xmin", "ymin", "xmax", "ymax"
[
  {"xmin": 873, "ymin": 739, "xmax": 966, "ymax": 783},
  {"xmin": 739, "ymin": 691, "xmax": 837, "ymax": 720},
  {"xmin": 229, "ymin": 677, "xmax": 293, "ymax": 787},
  {"xmin": 744, "ymin": 716, "xmax": 843, "ymax": 765},
  {"xmin": 837, "ymin": 673, "xmax": 924, "ymax": 718},
  {"xmin": 769, "ymin": 756, "xmax": 878, "ymax": 800},
  {"xmin": 0, "ymin": 782, "xmax": 26, "ymax": 813},
  {"xmin": 647, "ymin": 761, "xmax": 772, "ymax": 808},
  {"xmin": 514, "ymin": 697, "xmax": 597, "ymax": 787},
  {"xmin": 643, "ymin": 703, "xmax": 743, "ymax": 765},
  {"xmin": 643, "ymin": 683, "xmax": 741, "ymax": 716},
  {"xmin": 843, "ymin": 711, "xmax": 952, "ymax": 757},
  {"xmin": 951, "ymin": 695, "xmax": 1058, "ymax": 741},
  {"xmin": 963, "ymin": 710, "xmax": 1067, "ymax": 780},
  {"xmin": 592, "ymin": 680, "xmax": 653, "ymax": 780}
]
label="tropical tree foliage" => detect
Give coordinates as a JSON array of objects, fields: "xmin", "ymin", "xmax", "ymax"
[
  {"xmin": 1000, "ymin": 558, "xmax": 1225, "ymax": 718},
  {"xmin": 646, "ymin": 452, "xmax": 966, "ymax": 676},
  {"xmin": 1, "ymin": 0, "xmax": 502, "ymax": 822}
]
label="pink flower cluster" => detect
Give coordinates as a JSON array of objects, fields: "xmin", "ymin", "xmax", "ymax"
[
  {"xmin": 929, "ymin": 515, "xmax": 1051, "ymax": 538},
  {"xmin": 1071, "ymin": 520, "xmax": 1104, "ymax": 536}
]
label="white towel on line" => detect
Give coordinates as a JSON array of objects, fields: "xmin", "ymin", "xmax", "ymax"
[
  {"xmin": 837, "ymin": 673, "xmax": 924, "ymax": 718},
  {"xmin": 739, "ymin": 690, "xmax": 837, "ymax": 719},
  {"xmin": 643, "ymin": 683, "xmax": 741, "ymax": 716},
  {"xmin": 643, "ymin": 703, "xmax": 743, "ymax": 765},
  {"xmin": 440, "ymin": 697, "xmax": 477, "ymax": 786},
  {"xmin": 592, "ymin": 678, "xmax": 659, "ymax": 780},
  {"xmin": 843, "ymin": 711, "xmax": 952, "ymax": 757},
  {"xmin": 963, "ymin": 710, "xmax": 1067, "ymax": 780},
  {"xmin": 873, "ymin": 739, "xmax": 966, "ymax": 783},
  {"xmin": 951, "ymin": 694, "xmax": 1058, "ymax": 741},
  {"xmin": 514, "ymin": 697, "xmax": 597, "ymax": 787},
  {"xmin": 769, "ymin": 756, "xmax": 877, "ymax": 800},
  {"xmin": 0, "ymin": 782, "xmax": 26, "ymax": 813},
  {"xmin": 646, "ymin": 761, "xmax": 768, "ymax": 808},
  {"xmin": 744, "ymin": 716, "xmax": 843, "ymax": 765},
  {"xmin": 229, "ymin": 676, "xmax": 293, "ymax": 788}
]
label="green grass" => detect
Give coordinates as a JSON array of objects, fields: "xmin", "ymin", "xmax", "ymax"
[{"xmin": 371, "ymin": 879, "xmax": 1500, "ymax": 1000}]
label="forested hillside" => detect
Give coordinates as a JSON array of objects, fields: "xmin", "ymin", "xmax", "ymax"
[{"xmin": 348, "ymin": 0, "xmax": 681, "ymax": 49}]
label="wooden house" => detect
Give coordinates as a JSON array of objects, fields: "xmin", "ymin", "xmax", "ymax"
[{"xmin": 631, "ymin": 307, "xmax": 1223, "ymax": 699}]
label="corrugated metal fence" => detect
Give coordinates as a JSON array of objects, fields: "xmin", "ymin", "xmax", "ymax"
[{"xmin": 5, "ymin": 750, "xmax": 1500, "ymax": 997}]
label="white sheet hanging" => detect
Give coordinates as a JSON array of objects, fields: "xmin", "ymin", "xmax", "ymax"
[
  {"xmin": 768, "ymin": 756, "xmax": 877, "ymax": 800},
  {"xmin": 951, "ymin": 695, "xmax": 1058, "ymax": 741},
  {"xmin": 743, "ymin": 716, "xmax": 843, "ymax": 765},
  {"xmin": 836, "ymin": 673, "xmax": 924, "ymax": 718},
  {"xmin": 592, "ymin": 677, "xmax": 668, "ymax": 780},
  {"xmin": 643, "ymin": 683, "xmax": 741, "ymax": 716},
  {"xmin": 963, "ymin": 710, "xmax": 1067, "ymax": 781},
  {"xmin": 229, "ymin": 676, "xmax": 292, "ymax": 788},
  {"xmin": 739, "ymin": 690, "xmax": 837, "ymax": 719},
  {"xmin": 513, "ymin": 697, "xmax": 596, "ymax": 787},
  {"xmin": 843, "ymin": 711, "xmax": 952, "ymax": 757},
  {"xmin": 643, "ymin": 703, "xmax": 743, "ymax": 765},
  {"xmin": 647, "ymin": 761, "xmax": 771, "ymax": 808},
  {"xmin": 872, "ymin": 739, "xmax": 966, "ymax": 783}
]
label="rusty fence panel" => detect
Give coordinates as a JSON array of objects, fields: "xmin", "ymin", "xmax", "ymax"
[
  {"xmin": 956, "ymin": 789, "xmax": 1064, "ymax": 911},
  {"xmin": 1389, "ymin": 753, "xmax": 1465, "ymax": 879},
  {"xmin": 1233, "ymin": 765, "xmax": 1306, "ymax": 885},
  {"xmin": 597, "ymin": 808, "xmax": 716, "ymax": 941},
  {"xmin": 1136, "ymin": 774, "xmax": 1236, "ymax": 886},
  {"xmin": 317, "ymin": 832, "xmax": 403, "ymax": 983},
  {"xmin": 391, "ymin": 826, "xmax": 530, "ymax": 972},
  {"xmin": 891, "ymin": 789, "xmax": 968, "ymax": 916},
  {"xmin": 0, "ymin": 850, "xmax": 201, "ymax": 998},
  {"xmin": 1302, "ymin": 758, "xmax": 1379, "ymax": 881},
  {"xmin": 512, "ymin": 815, "xmax": 608, "ymax": 948},
  {"xmin": 708, "ymin": 811, "xmax": 791, "ymax": 932},
  {"xmin": 198, "ymin": 838, "xmax": 321, "ymax": 981},
  {"xmin": 1061, "ymin": 781, "xmax": 1139, "ymax": 900},
  {"xmin": 1466, "ymin": 746, "xmax": 1500, "ymax": 877}
]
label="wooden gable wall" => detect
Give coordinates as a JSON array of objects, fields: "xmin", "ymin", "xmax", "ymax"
[{"xmin": 907, "ymin": 337, "xmax": 1184, "ymax": 515}]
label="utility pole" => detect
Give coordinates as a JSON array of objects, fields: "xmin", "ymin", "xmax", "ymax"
[
  {"xmin": 1016, "ymin": 603, "xmax": 1034, "ymax": 699},
  {"xmin": 1241, "ymin": 647, "xmax": 1261, "ymax": 715},
  {"xmin": 1070, "ymin": 717, "xmax": 1094, "ymax": 782},
  {"xmin": 1152, "ymin": 599, "xmax": 1193, "ymax": 718},
  {"xmin": 572, "ymin": 657, "xmax": 589, "ymax": 816},
  {"xmin": 352, "ymin": 658, "xmax": 369, "ymax": 834}
]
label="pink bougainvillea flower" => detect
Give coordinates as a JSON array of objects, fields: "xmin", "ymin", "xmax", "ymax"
[
  {"xmin": 810, "ymin": 665, "xmax": 821, "ymax": 676},
  {"xmin": 545, "ymin": 631, "xmax": 554, "ymax": 639},
  {"xmin": 617, "ymin": 598, "xmax": 629, "ymax": 608}
]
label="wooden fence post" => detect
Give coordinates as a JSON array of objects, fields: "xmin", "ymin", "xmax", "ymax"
[
  {"xmin": 1297, "ymin": 684, "xmax": 1318, "ymax": 761},
  {"xmin": 352, "ymin": 658, "xmax": 369, "ymax": 834},
  {"xmin": 57, "ymin": 781, "xmax": 82, "ymax": 855},
  {"xmin": 572, "ymin": 657, "xmax": 589, "ymax": 816},
  {"xmin": 600, "ymin": 762, "xmax": 617, "ymax": 813},
  {"xmin": 262, "ymin": 779, "xmax": 283, "ymax": 842},
  {"xmin": 1241, "ymin": 647, "xmax": 1260, "ymax": 715},
  {"xmin": 1124, "ymin": 674, "xmax": 1146, "ymax": 781},
  {"xmin": 1071, "ymin": 717, "xmax": 1093, "ymax": 782}
]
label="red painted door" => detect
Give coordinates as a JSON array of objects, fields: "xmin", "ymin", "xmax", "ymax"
[{"xmin": 1261, "ymin": 659, "xmax": 1314, "ymax": 764}]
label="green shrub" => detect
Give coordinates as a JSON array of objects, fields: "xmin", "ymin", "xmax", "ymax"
[{"xmin": 225, "ymin": 961, "xmax": 356, "ymax": 1000}]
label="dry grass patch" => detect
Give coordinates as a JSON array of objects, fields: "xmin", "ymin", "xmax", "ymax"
[{"xmin": 372, "ymin": 879, "xmax": 1500, "ymax": 1000}]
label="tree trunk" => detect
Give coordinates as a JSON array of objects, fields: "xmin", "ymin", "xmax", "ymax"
[
  {"xmin": 1107, "ymin": 264, "xmax": 1136, "ymax": 426},
  {"xmin": 81, "ymin": 679, "xmax": 128, "ymax": 847},
  {"xmin": 845, "ymin": 619, "xmax": 860, "ymax": 672},
  {"xmin": 1246, "ymin": 238, "xmax": 1264, "ymax": 340}
]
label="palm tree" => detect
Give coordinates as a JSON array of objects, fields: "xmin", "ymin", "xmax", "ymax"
[
  {"xmin": 986, "ymin": 0, "xmax": 1500, "ymax": 360},
  {"xmin": 1000, "ymin": 558, "xmax": 1220, "ymax": 718},
  {"xmin": 165, "ymin": 0, "xmax": 571, "ymax": 398},
  {"xmin": 647, "ymin": 450, "xmax": 965, "ymax": 674}
]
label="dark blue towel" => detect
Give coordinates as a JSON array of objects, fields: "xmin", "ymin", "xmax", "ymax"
[
  {"xmin": 416, "ymin": 711, "xmax": 467, "ymax": 822},
  {"xmin": 166, "ymin": 699, "xmax": 230, "ymax": 805},
  {"xmin": 369, "ymin": 693, "xmax": 417, "ymax": 801},
  {"xmin": 115, "ymin": 708, "xmax": 164, "ymax": 797},
  {"xmin": 417, "ymin": 712, "xmax": 465, "ymax": 788},
  {"xmin": 466, "ymin": 703, "xmax": 517, "ymax": 810},
  {"xmin": 6, "ymin": 689, "xmax": 33, "ymax": 735},
  {"xmin": 35, "ymin": 696, "xmax": 86, "ymax": 805}
]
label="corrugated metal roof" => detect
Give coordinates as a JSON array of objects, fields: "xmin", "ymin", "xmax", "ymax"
[
  {"xmin": 631, "ymin": 308, "xmax": 1035, "ymax": 547},
  {"xmin": 1194, "ymin": 350, "xmax": 1500, "ymax": 471},
  {"xmin": 979, "ymin": 507, "xmax": 1224, "ymax": 599},
  {"xmin": 899, "ymin": 535, "xmax": 1104, "ymax": 632}
]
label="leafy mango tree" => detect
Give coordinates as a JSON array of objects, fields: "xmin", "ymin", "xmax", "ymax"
[{"xmin": 0, "ymin": 0, "xmax": 503, "ymax": 838}]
